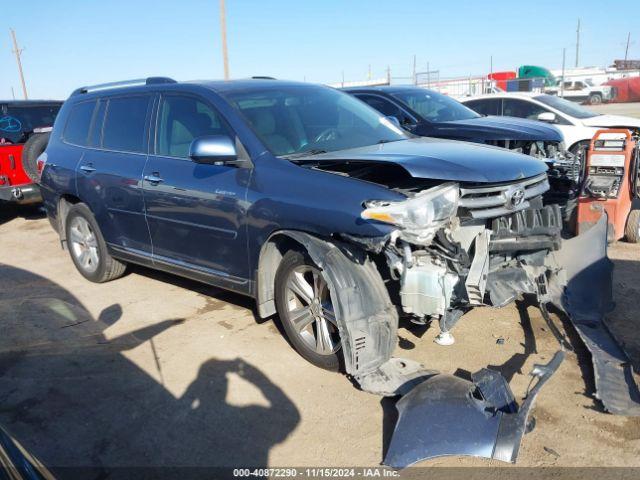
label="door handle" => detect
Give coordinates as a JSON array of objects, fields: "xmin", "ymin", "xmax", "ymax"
[
  {"xmin": 144, "ymin": 173, "xmax": 164, "ymax": 185},
  {"xmin": 80, "ymin": 164, "xmax": 96, "ymax": 173}
]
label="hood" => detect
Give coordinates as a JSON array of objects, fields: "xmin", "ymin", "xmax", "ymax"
[
  {"xmin": 581, "ymin": 114, "xmax": 640, "ymax": 129},
  {"xmin": 423, "ymin": 115, "xmax": 563, "ymax": 143},
  {"xmin": 294, "ymin": 138, "xmax": 547, "ymax": 183}
]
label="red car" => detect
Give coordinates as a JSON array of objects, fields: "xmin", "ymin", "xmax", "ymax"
[{"xmin": 0, "ymin": 100, "xmax": 62, "ymax": 205}]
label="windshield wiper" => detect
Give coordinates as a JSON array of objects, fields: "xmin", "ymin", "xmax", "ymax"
[{"xmin": 283, "ymin": 149, "xmax": 327, "ymax": 159}]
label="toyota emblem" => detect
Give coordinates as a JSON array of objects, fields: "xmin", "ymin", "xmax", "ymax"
[{"xmin": 505, "ymin": 186, "xmax": 526, "ymax": 210}]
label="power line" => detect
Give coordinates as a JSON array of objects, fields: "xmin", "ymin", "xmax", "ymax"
[
  {"xmin": 624, "ymin": 32, "xmax": 631, "ymax": 61},
  {"xmin": 10, "ymin": 28, "xmax": 28, "ymax": 100}
]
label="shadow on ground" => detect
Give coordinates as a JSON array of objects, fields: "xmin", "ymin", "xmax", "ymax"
[
  {"xmin": 0, "ymin": 264, "xmax": 300, "ymax": 476},
  {"xmin": 0, "ymin": 204, "xmax": 45, "ymax": 227}
]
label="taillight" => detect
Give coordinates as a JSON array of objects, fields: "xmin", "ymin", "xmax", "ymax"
[{"xmin": 36, "ymin": 152, "xmax": 48, "ymax": 176}]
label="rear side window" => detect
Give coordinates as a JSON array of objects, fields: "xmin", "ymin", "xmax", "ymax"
[
  {"xmin": 156, "ymin": 95, "xmax": 232, "ymax": 158},
  {"xmin": 103, "ymin": 96, "xmax": 150, "ymax": 153},
  {"xmin": 63, "ymin": 101, "xmax": 96, "ymax": 146},
  {"xmin": 465, "ymin": 99, "xmax": 501, "ymax": 116}
]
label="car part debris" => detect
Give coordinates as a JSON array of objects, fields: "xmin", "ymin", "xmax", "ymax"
[
  {"xmin": 384, "ymin": 351, "xmax": 565, "ymax": 467},
  {"xmin": 548, "ymin": 214, "xmax": 640, "ymax": 415}
]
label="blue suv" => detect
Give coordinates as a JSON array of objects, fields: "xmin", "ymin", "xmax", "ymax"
[
  {"xmin": 40, "ymin": 77, "xmax": 615, "ymax": 416},
  {"xmin": 40, "ymin": 77, "xmax": 624, "ymax": 465}
]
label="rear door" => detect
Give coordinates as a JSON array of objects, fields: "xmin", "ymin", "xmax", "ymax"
[
  {"xmin": 143, "ymin": 93, "xmax": 251, "ymax": 289},
  {"xmin": 76, "ymin": 94, "xmax": 153, "ymax": 255}
]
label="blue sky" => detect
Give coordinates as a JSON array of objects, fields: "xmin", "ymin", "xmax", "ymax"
[{"xmin": 1, "ymin": 0, "xmax": 636, "ymax": 100}]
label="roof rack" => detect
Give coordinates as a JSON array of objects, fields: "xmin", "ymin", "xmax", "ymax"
[
  {"xmin": 251, "ymin": 76, "xmax": 276, "ymax": 80},
  {"xmin": 72, "ymin": 77, "xmax": 177, "ymax": 96}
]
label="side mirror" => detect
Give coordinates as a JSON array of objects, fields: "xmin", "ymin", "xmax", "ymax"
[
  {"xmin": 189, "ymin": 135, "xmax": 237, "ymax": 165},
  {"xmin": 537, "ymin": 112, "xmax": 557, "ymax": 123}
]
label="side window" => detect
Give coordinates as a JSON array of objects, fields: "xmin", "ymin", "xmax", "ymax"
[
  {"xmin": 502, "ymin": 99, "xmax": 547, "ymax": 120},
  {"xmin": 102, "ymin": 96, "xmax": 151, "ymax": 153},
  {"xmin": 63, "ymin": 101, "xmax": 96, "ymax": 146},
  {"xmin": 356, "ymin": 94, "xmax": 413, "ymax": 124},
  {"xmin": 156, "ymin": 95, "xmax": 233, "ymax": 158},
  {"xmin": 465, "ymin": 99, "xmax": 501, "ymax": 116}
]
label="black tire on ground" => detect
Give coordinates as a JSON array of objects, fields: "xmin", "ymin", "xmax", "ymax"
[
  {"xmin": 625, "ymin": 210, "xmax": 640, "ymax": 244},
  {"xmin": 588, "ymin": 93, "xmax": 603, "ymax": 105},
  {"xmin": 65, "ymin": 203, "xmax": 126, "ymax": 283},
  {"xmin": 21, "ymin": 132, "xmax": 50, "ymax": 183},
  {"xmin": 275, "ymin": 250, "xmax": 342, "ymax": 371}
]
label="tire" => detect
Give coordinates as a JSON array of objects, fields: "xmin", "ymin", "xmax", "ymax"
[
  {"xmin": 21, "ymin": 132, "xmax": 50, "ymax": 183},
  {"xmin": 589, "ymin": 93, "xmax": 603, "ymax": 105},
  {"xmin": 625, "ymin": 210, "xmax": 640, "ymax": 244},
  {"xmin": 275, "ymin": 250, "xmax": 342, "ymax": 371},
  {"xmin": 65, "ymin": 203, "xmax": 126, "ymax": 282}
]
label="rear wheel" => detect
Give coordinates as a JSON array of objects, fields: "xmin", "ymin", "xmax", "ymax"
[
  {"xmin": 589, "ymin": 93, "xmax": 603, "ymax": 105},
  {"xmin": 625, "ymin": 210, "xmax": 640, "ymax": 243},
  {"xmin": 65, "ymin": 203, "xmax": 126, "ymax": 282},
  {"xmin": 21, "ymin": 132, "xmax": 50, "ymax": 183},
  {"xmin": 275, "ymin": 250, "xmax": 342, "ymax": 371}
]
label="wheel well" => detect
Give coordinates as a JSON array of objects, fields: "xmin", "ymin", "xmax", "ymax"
[
  {"xmin": 57, "ymin": 194, "xmax": 82, "ymax": 248},
  {"xmin": 255, "ymin": 232, "xmax": 310, "ymax": 319},
  {"xmin": 569, "ymin": 139, "xmax": 591, "ymax": 153}
]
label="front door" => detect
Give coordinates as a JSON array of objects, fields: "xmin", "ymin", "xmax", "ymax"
[{"xmin": 143, "ymin": 93, "xmax": 251, "ymax": 289}]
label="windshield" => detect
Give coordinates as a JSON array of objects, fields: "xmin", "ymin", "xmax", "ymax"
[
  {"xmin": 221, "ymin": 84, "xmax": 407, "ymax": 157},
  {"xmin": 534, "ymin": 94, "xmax": 599, "ymax": 119},
  {"xmin": 390, "ymin": 89, "xmax": 481, "ymax": 122},
  {"xmin": 0, "ymin": 104, "xmax": 61, "ymax": 144}
]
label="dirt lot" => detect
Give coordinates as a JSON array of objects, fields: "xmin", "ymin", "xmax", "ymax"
[{"xmin": 1, "ymin": 103, "xmax": 639, "ymax": 476}]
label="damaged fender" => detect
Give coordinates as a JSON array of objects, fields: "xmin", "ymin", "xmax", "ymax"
[
  {"xmin": 548, "ymin": 213, "xmax": 640, "ymax": 415},
  {"xmin": 384, "ymin": 351, "xmax": 565, "ymax": 468},
  {"xmin": 272, "ymin": 231, "xmax": 399, "ymax": 377}
]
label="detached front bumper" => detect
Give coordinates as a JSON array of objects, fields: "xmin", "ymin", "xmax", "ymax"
[{"xmin": 0, "ymin": 183, "xmax": 42, "ymax": 205}]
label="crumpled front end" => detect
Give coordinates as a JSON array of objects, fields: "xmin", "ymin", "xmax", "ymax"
[{"xmin": 322, "ymin": 176, "xmax": 637, "ymax": 467}]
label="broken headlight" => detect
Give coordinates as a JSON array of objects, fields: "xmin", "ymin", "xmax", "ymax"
[{"xmin": 361, "ymin": 183, "xmax": 459, "ymax": 232}]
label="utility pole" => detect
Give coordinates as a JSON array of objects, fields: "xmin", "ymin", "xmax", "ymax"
[
  {"xmin": 575, "ymin": 19, "xmax": 580, "ymax": 68},
  {"xmin": 11, "ymin": 87, "xmax": 15, "ymax": 100},
  {"xmin": 219, "ymin": 0, "xmax": 230, "ymax": 80},
  {"xmin": 386, "ymin": 65, "xmax": 391, "ymax": 85},
  {"xmin": 341, "ymin": 70, "xmax": 345, "ymax": 87},
  {"xmin": 10, "ymin": 29, "xmax": 28, "ymax": 100},
  {"xmin": 426, "ymin": 61, "xmax": 430, "ymax": 88},
  {"xmin": 412, "ymin": 55, "xmax": 417, "ymax": 85},
  {"xmin": 624, "ymin": 32, "xmax": 631, "ymax": 61},
  {"xmin": 561, "ymin": 48, "xmax": 566, "ymax": 98},
  {"xmin": 368, "ymin": 64, "xmax": 371, "ymax": 80}
]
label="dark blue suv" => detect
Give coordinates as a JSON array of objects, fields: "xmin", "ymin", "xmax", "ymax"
[{"xmin": 40, "ymin": 77, "xmax": 603, "ymax": 389}]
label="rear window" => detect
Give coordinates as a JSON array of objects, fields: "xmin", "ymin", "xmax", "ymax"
[
  {"xmin": 102, "ymin": 96, "xmax": 150, "ymax": 153},
  {"xmin": 0, "ymin": 104, "xmax": 61, "ymax": 144},
  {"xmin": 63, "ymin": 101, "xmax": 96, "ymax": 146}
]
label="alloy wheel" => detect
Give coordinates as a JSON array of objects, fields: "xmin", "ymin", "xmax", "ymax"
[
  {"xmin": 69, "ymin": 216, "xmax": 100, "ymax": 274},
  {"xmin": 284, "ymin": 265, "xmax": 340, "ymax": 355}
]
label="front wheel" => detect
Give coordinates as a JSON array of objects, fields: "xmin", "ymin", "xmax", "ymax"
[
  {"xmin": 65, "ymin": 203, "xmax": 126, "ymax": 282},
  {"xmin": 275, "ymin": 250, "xmax": 342, "ymax": 371}
]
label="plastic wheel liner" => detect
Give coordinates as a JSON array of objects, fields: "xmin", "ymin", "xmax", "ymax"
[{"xmin": 547, "ymin": 213, "xmax": 640, "ymax": 415}]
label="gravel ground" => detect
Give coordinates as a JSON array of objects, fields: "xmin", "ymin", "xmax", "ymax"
[{"xmin": 0, "ymin": 102, "xmax": 639, "ymax": 476}]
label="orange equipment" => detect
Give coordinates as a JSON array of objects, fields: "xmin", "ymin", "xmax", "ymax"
[{"xmin": 576, "ymin": 129, "xmax": 640, "ymax": 242}]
